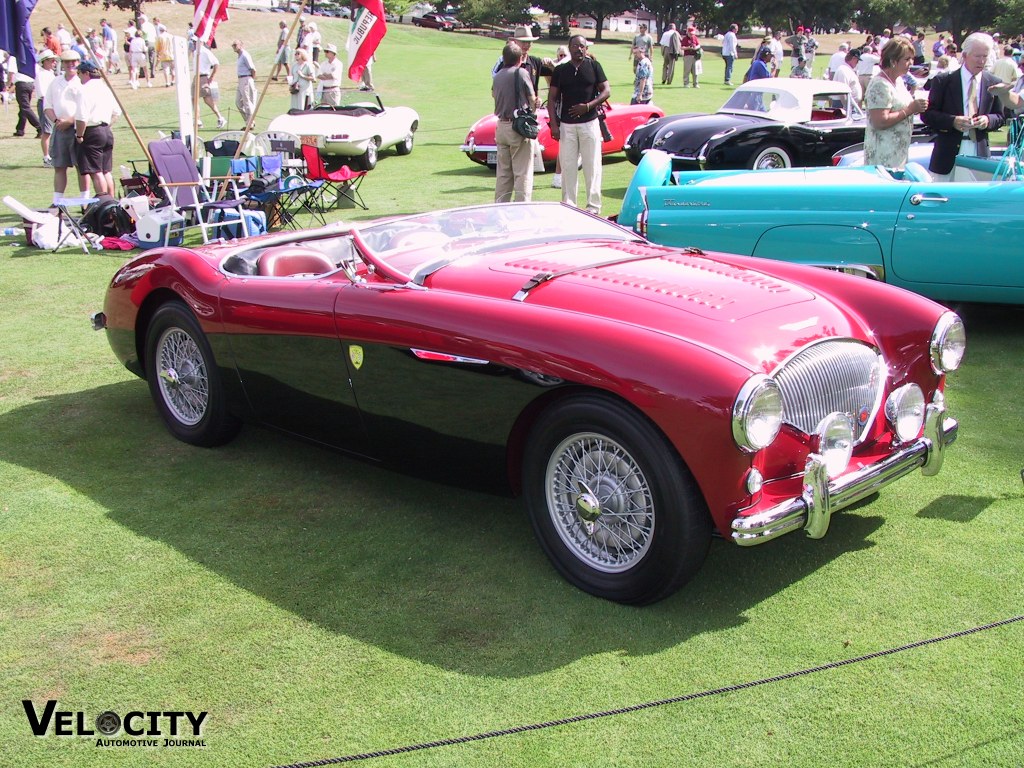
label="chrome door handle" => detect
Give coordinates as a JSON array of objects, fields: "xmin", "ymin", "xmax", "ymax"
[{"xmin": 910, "ymin": 193, "xmax": 949, "ymax": 205}]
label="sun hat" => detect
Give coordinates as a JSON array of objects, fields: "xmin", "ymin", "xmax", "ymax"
[
  {"xmin": 323, "ymin": 43, "xmax": 337, "ymax": 54},
  {"xmin": 38, "ymin": 49, "xmax": 57, "ymax": 62},
  {"xmin": 512, "ymin": 25, "xmax": 538, "ymax": 42},
  {"xmin": 60, "ymin": 49, "xmax": 81, "ymax": 61}
]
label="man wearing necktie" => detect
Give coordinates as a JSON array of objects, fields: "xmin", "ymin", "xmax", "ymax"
[{"xmin": 922, "ymin": 32, "xmax": 1004, "ymax": 181}]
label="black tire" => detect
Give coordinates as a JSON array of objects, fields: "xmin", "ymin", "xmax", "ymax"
[
  {"xmin": 395, "ymin": 131, "xmax": 414, "ymax": 156},
  {"xmin": 144, "ymin": 301, "xmax": 241, "ymax": 447},
  {"xmin": 523, "ymin": 394, "xmax": 711, "ymax": 605},
  {"xmin": 748, "ymin": 143, "xmax": 793, "ymax": 170},
  {"xmin": 360, "ymin": 138, "xmax": 379, "ymax": 170}
]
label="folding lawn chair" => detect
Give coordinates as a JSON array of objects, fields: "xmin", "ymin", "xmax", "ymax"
[
  {"xmin": 148, "ymin": 139, "xmax": 259, "ymax": 245},
  {"xmin": 300, "ymin": 144, "xmax": 368, "ymax": 212}
]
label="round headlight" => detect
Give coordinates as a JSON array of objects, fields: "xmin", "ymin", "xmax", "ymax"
[
  {"xmin": 815, "ymin": 412, "xmax": 854, "ymax": 478},
  {"xmin": 930, "ymin": 312, "xmax": 966, "ymax": 373},
  {"xmin": 732, "ymin": 375, "xmax": 784, "ymax": 452},
  {"xmin": 885, "ymin": 383, "xmax": 926, "ymax": 442}
]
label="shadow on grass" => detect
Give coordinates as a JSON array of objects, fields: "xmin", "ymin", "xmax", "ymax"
[
  {"xmin": 2, "ymin": 380, "xmax": 895, "ymax": 677},
  {"xmin": 917, "ymin": 494, "xmax": 996, "ymax": 523}
]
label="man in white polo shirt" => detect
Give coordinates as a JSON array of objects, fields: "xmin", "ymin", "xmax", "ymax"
[
  {"xmin": 73, "ymin": 60, "xmax": 121, "ymax": 197},
  {"xmin": 317, "ymin": 43, "xmax": 343, "ymax": 106},
  {"xmin": 43, "ymin": 49, "xmax": 89, "ymax": 203},
  {"xmin": 231, "ymin": 39, "xmax": 257, "ymax": 128}
]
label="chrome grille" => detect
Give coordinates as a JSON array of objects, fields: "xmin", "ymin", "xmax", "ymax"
[{"xmin": 774, "ymin": 340, "xmax": 884, "ymax": 442}]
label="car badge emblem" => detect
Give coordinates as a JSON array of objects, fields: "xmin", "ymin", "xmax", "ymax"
[
  {"xmin": 857, "ymin": 405, "xmax": 871, "ymax": 426},
  {"xmin": 349, "ymin": 345, "xmax": 364, "ymax": 370}
]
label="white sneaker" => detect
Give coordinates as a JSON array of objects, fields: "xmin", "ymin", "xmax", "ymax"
[
  {"xmin": 551, "ymin": 173, "xmax": 562, "ymax": 189},
  {"xmin": 217, "ymin": 117, "xmax": 227, "ymax": 129}
]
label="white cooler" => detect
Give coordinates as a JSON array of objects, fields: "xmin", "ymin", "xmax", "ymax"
[{"xmin": 136, "ymin": 208, "xmax": 185, "ymax": 249}]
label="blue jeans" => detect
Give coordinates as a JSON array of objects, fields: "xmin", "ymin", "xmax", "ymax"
[{"xmin": 723, "ymin": 55, "xmax": 735, "ymax": 83}]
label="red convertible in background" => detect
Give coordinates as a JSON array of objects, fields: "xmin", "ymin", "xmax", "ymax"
[
  {"xmin": 93, "ymin": 203, "xmax": 963, "ymax": 605},
  {"xmin": 461, "ymin": 102, "xmax": 664, "ymax": 170}
]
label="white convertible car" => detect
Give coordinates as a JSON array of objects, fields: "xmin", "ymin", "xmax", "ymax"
[{"xmin": 267, "ymin": 90, "xmax": 419, "ymax": 170}]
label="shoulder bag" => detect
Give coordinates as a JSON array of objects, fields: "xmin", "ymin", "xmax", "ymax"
[{"xmin": 511, "ymin": 71, "xmax": 539, "ymax": 139}]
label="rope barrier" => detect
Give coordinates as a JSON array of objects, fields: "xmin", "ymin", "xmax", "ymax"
[{"xmin": 269, "ymin": 613, "xmax": 1024, "ymax": 767}]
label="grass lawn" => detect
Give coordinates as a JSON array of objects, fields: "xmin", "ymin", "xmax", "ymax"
[{"xmin": 1, "ymin": 4, "xmax": 1023, "ymax": 766}]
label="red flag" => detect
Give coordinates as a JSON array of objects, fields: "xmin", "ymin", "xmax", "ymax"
[
  {"xmin": 346, "ymin": 0, "xmax": 387, "ymax": 82},
  {"xmin": 193, "ymin": 0, "xmax": 229, "ymax": 45}
]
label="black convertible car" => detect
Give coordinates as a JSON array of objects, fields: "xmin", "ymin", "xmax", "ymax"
[{"xmin": 625, "ymin": 77, "xmax": 929, "ymax": 170}]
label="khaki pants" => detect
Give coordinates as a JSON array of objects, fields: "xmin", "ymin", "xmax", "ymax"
[
  {"xmin": 683, "ymin": 54, "xmax": 698, "ymax": 85},
  {"xmin": 495, "ymin": 121, "xmax": 534, "ymax": 203},
  {"xmin": 661, "ymin": 47, "xmax": 676, "ymax": 84},
  {"xmin": 558, "ymin": 119, "xmax": 602, "ymax": 214}
]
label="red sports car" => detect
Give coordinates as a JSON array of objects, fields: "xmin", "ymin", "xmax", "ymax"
[
  {"xmin": 461, "ymin": 102, "xmax": 665, "ymax": 170},
  {"xmin": 93, "ymin": 203, "xmax": 963, "ymax": 605}
]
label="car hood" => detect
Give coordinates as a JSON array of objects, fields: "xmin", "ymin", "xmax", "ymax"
[
  {"xmin": 644, "ymin": 112, "xmax": 767, "ymax": 155},
  {"xmin": 430, "ymin": 240, "xmax": 865, "ymax": 373}
]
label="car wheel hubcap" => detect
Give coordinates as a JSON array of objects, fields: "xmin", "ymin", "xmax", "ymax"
[
  {"xmin": 546, "ymin": 432, "xmax": 655, "ymax": 572},
  {"xmin": 156, "ymin": 328, "xmax": 208, "ymax": 426},
  {"xmin": 757, "ymin": 151, "xmax": 787, "ymax": 169}
]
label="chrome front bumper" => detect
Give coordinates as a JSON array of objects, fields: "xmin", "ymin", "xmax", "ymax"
[{"xmin": 732, "ymin": 401, "xmax": 958, "ymax": 545}]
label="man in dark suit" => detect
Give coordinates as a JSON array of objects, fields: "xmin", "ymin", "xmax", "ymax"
[{"xmin": 922, "ymin": 32, "xmax": 1004, "ymax": 180}]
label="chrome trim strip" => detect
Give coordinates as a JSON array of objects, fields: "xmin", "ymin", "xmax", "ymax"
[{"xmin": 732, "ymin": 398, "xmax": 957, "ymax": 545}]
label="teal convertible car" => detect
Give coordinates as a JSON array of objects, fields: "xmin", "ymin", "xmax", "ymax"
[{"xmin": 619, "ymin": 150, "xmax": 1024, "ymax": 305}]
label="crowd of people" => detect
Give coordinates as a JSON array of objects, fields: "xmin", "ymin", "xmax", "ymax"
[
  {"xmin": 0, "ymin": 12, "xmax": 366, "ymax": 210},
  {"xmin": 5, "ymin": 15, "xmax": 1024, "ymax": 220}
]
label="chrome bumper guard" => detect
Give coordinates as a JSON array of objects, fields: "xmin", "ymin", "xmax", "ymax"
[
  {"xmin": 459, "ymin": 143, "xmax": 498, "ymax": 154},
  {"xmin": 732, "ymin": 401, "xmax": 958, "ymax": 545}
]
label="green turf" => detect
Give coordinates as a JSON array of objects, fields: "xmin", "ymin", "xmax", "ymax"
[{"xmin": 2, "ymin": 5, "xmax": 1023, "ymax": 766}]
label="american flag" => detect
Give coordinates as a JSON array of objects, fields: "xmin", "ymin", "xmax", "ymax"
[{"xmin": 193, "ymin": 0, "xmax": 229, "ymax": 45}]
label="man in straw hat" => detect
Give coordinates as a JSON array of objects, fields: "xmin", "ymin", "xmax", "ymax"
[
  {"xmin": 494, "ymin": 25, "xmax": 550, "ymax": 98},
  {"xmin": 43, "ymin": 50, "xmax": 90, "ymax": 203},
  {"xmin": 317, "ymin": 44, "xmax": 343, "ymax": 106}
]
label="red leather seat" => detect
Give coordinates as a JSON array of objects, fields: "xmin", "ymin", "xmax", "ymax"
[{"xmin": 257, "ymin": 246, "xmax": 336, "ymax": 277}]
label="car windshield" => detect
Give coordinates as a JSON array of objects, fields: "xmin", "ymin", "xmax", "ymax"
[
  {"xmin": 720, "ymin": 88, "xmax": 803, "ymax": 121},
  {"xmin": 336, "ymin": 89, "xmax": 383, "ymax": 111},
  {"xmin": 355, "ymin": 203, "xmax": 638, "ymax": 281}
]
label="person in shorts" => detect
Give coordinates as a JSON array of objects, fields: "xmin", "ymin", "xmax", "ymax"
[{"xmin": 73, "ymin": 61, "xmax": 120, "ymax": 197}]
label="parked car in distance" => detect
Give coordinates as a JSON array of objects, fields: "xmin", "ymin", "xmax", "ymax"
[
  {"xmin": 92, "ymin": 202, "xmax": 963, "ymax": 605},
  {"xmin": 266, "ymin": 90, "xmax": 419, "ymax": 170},
  {"xmin": 412, "ymin": 12, "xmax": 455, "ymax": 30},
  {"xmin": 461, "ymin": 102, "xmax": 665, "ymax": 170},
  {"xmin": 625, "ymin": 78, "xmax": 928, "ymax": 170},
  {"xmin": 620, "ymin": 149, "xmax": 1024, "ymax": 305}
]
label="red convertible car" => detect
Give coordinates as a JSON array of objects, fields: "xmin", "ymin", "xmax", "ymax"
[
  {"xmin": 93, "ymin": 203, "xmax": 964, "ymax": 605},
  {"xmin": 461, "ymin": 102, "xmax": 665, "ymax": 170}
]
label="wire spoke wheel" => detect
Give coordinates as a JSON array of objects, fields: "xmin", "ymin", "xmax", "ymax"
[
  {"xmin": 145, "ymin": 301, "xmax": 240, "ymax": 447},
  {"xmin": 155, "ymin": 327, "xmax": 209, "ymax": 426},
  {"xmin": 524, "ymin": 395, "xmax": 711, "ymax": 604},
  {"xmin": 546, "ymin": 432, "xmax": 655, "ymax": 573}
]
